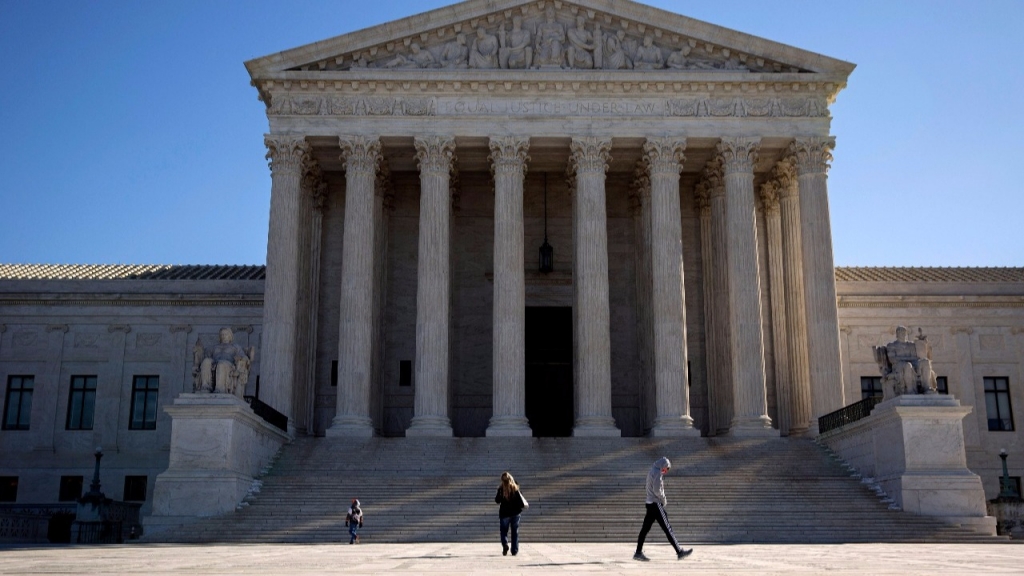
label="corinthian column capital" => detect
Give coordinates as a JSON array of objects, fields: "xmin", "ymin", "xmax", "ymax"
[
  {"xmin": 632, "ymin": 160, "xmax": 652, "ymax": 202},
  {"xmin": 488, "ymin": 136, "xmax": 531, "ymax": 176},
  {"xmin": 773, "ymin": 156, "xmax": 799, "ymax": 199},
  {"xmin": 790, "ymin": 136, "xmax": 836, "ymax": 175},
  {"xmin": 693, "ymin": 180, "xmax": 711, "ymax": 213},
  {"xmin": 642, "ymin": 137, "xmax": 687, "ymax": 175},
  {"xmin": 265, "ymin": 134, "xmax": 311, "ymax": 176},
  {"xmin": 569, "ymin": 137, "xmax": 612, "ymax": 175},
  {"xmin": 414, "ymin": 135, "xmax": 456, "ymax": 174},
  {"xmin": 339, "ymin": 135, "xmax": 383, "ymax": 175},
  {"xmin": 759, "ymin": 180, "xmax": 781, "ymax": 214},
  {"xmin": 717, "ymin": 137, "xmax": 760, "ymax": 175}
]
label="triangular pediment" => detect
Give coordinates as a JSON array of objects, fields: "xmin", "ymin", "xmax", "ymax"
[{"xmin": 245, "ymin": 0, "xmax": 854, "ymax": 79}]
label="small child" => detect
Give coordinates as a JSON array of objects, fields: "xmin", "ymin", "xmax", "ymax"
[{"xmin": 345, "ymin": 499, "xmax": 364, "ymax": 544}]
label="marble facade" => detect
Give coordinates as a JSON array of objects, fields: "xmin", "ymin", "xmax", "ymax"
[{"xmin": 2, "ymin": 0, "xmax": 1024, "ymax": 527}]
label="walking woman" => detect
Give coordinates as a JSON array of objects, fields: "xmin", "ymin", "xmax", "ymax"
[{"xmin": 494, "ymin": 471, "xmax": 528, "ymax": 556}]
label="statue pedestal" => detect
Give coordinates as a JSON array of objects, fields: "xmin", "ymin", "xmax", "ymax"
[
  {"xmin": 143, "ymin": 394, "xmax": 290, "ymax": 538},
  {"xmin": 822, "ymin": 395, "xmax": 996, "ymax": 535}
]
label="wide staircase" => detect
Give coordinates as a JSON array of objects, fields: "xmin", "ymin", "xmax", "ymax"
[{"xmin": 154, "ymin": 436, "xmax": 1002, "ymax": 543}]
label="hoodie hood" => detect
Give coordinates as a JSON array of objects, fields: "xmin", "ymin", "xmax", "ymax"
[{"xmin": 653, "ymin": 457, "xmax": 671, "ymax": 471}]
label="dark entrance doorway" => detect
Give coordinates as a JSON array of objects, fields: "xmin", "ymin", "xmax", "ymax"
[{"xmin": 525, "ymin": 306, "xmax": 574, "ymax": 437}]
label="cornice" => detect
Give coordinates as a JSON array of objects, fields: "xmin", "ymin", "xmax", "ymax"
[{"xmin": 0, "ymin": 295, "xmax": 263, "ymax": 308}]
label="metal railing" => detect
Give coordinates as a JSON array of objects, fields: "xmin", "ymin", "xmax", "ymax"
[
  {"xmin": 818, "ymin": 396, "xmax": 882, "ymax": 434},
  {"xmin": 244, "ymin": 395, "xmax": 288, "ymax": 432}
]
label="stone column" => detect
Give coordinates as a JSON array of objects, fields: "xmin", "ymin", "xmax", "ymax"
[
  {"xmin": 370, "ymin": 166, "xmax": 393, "ymax": 431},
  {"xmin": 568, "ymin": 137, "xmax": 620, "ymax": 437},
  {"xmin": 776, "ymin": 158, "xmax": 813, "ymax": 435},
  {"xmin": 717, "ymin": 137, "xmax": 775, "ymax": 436},
  {"xmin": 261, "ymin": 134, "xmax": 311, "ymax": 424},
  {"xmin": 759, "ymin": 179, "xmax": 791, "ymax": 436},
  {"xmin": 327, "ymin": 136, "xmax": 382, "ymax": 437},
  {"xmin": 292, "ymin": 161, "xmax": 320, "ymax": 435},
  {"xmin": 630, "ymin": 166, "xmax": 656, "ymax": 431},
  {"xmin": 406, "ymin": 136, "xmax": 456, "ymax": 437},
  {"xmin": 694, "ymin": 181, "xmax": 717, "ymax": 435},
  {"xmin": 644, "ymin": 138, "xmax": 699, "ymax": 437},
  {"xmin": 792, "ymin": 136, "xmax": 845, "ymax": 422},
  {"xmin": 304, "ymin": 180, "xmax": 327, "ymax": 433},
  {"xmin": 704, "ymin": 158, "xmax": 733, "ymax": 434},
  {"xmin": 486, "ymin": 136, "xmax": 532, "ymax": 437}
]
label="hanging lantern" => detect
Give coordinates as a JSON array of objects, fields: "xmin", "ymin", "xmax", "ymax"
[{"xmin": 539, "ymin": 173, "xmax": 554, "ymax": 273}]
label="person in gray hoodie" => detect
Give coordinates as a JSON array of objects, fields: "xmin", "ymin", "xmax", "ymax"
[{"xmin": 633, "ymin": 457, "xmax": 692, "ymax": 561}]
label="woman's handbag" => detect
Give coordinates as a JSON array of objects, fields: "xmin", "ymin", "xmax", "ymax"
[{"xmin": 518, "ymin": 490, "xmax": 530, "ymax": 510}]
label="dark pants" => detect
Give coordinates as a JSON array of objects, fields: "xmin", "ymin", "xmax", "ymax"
[
  {"xmin": 500, "ymin": 514, "xmax": 521, "ymax": 554},
  {"xmin": 636, "ymin": 502, "xmax": 681, "ymax": 554}
]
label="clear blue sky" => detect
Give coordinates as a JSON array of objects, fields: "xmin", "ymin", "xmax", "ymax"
[{"xmin": 0, "ymin": 0, "xmax": 1021, "ymax": 267}]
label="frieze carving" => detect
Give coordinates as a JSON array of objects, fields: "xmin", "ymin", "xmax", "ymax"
[
  {"xmin": 293, "ymin": 3, "xmax": 804, "ymax": 74},
  {"xmin": 137, "ymin": 333, "xmax": 163, "ymax": 347},
  {"xmin": 268, "ymin": 95, "xmax": 436, "ymax": 117},
  {"xmin": 108, "ymin": 324, "xmax": 132, "ymax": 334},
  {"xmin": 169, "ymin": 324, "xmax": 193, "ymax": 334},
  {"xmin": 46, "ymin": 324, "xmax": 69, "ymax": 334},
  {"xmin": 13, "ymin": 331, "xmax": 37, "ymax": 347},
  {"xmin": 666, "ymin": 96, "xmax": 827, "ymax": 118}
]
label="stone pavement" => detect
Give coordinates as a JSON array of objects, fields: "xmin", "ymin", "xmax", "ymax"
[{"xmin": 0, "ymin": 542, "xmax": 1022, "ymax": 574}]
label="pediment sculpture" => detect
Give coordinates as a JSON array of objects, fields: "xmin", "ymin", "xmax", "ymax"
[
  {"xmin": 296, "ymin": 4, "xmax": 802, "ymax": 74},
  {"xmin": 872, "ymin": 326, "xmax": 938, "ymax": 400},
  {"xmin": 192, "ymin": 328, "xmax": 256, "ymax": 399}
]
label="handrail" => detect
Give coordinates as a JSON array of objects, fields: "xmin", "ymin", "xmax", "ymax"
[
  {"xmin": 818, "ymin": 396, "xmax": 882, "ymax": 434},
  {"xmin": 243, "ymin": 395, "xmax": 288, "ymax": 432}
]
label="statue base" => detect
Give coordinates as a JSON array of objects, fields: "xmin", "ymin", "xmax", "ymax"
[
  {"xmin": 821, "ymin": 394, "xmax": 997, "ymax": 535},
  {"xmin": 142, "ymin": 394, "xmax": 291, "ymax": 538}
]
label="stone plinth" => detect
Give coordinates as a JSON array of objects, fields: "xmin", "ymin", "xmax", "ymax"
[
  {"xmin": 144, "ymin": 394, "xmax": 290, "ymax": 536},
  {"xmin": 821, "ymin": 395, "xmax": 996, "ymax": 535}
]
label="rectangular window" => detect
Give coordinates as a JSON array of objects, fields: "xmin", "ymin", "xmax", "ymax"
[
  {"xmin": 399, "ymin": 360, "xmax": 412, "ymax": 387},
  {"xmin": 3, "ymin": 376, "xmax": 34, "ymax": 430},
  {"xmin": 0, "ymin": 477, "xmax": 17, "ymax": 502},
  {"xmin": 860, "ymin": 376, "xmax": 883, "ymax": 400},
  {"xmin": 66, "ymin": 375, "xmax": 97, "ymax": 430},
  {"xmin": 331, "ymin": 361, "xmax": 338, "ymax": 387},
  {"xmin": 58, "ymin": 476, "xmax": 84, "ymax": 502},
  {"xmin": 123, "ymin": 475, "xmax": 147, "ymax": 502},
  {"xmin": 984, "ymin": 377, "xmax": 1014, "ymax": 431},
  {"xmin": 129, "ymin": 375, "xmax": 159, "ymax": 430},
  {"xmin": 936, "ymin": 376, "xmax": 948, "ymax": 395}
]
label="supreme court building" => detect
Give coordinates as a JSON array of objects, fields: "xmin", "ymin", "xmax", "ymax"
[{"xmin": 2, "ymin": 0, "xmax": 1023, "ymax": 519}]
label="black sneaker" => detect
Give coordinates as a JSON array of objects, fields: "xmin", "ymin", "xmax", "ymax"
[
  {"xmin": 633, "ymin": 552, "xmax": 650, "ymax": 562},
  {"xmin": 502, "ymin": 544, "xmax": 509, "ymax": 556},
  {"xmin": 677, "ymin": 548, "xmax": 693, "ymax": 560}
]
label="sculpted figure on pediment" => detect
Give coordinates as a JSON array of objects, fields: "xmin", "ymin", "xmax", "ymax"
[
  {"xmin": 383, "ymin": 43, "xmax": 436, "ymax": 69},
  {"xmin": 633, "ymin": 35, "xmax": 664, "ymax": 70},
  {"xmin": 499, "ymin": 15, "xmax": 532, "ymax": 69},
  {"xmin": 534, "ymin": 6, "xmax": 566, "ymax": 68},
  {"xmin": 566, "ymin": 15, "xmax": 599, "ymax": 69},
  {"xmin": 469, "ymin": 26, "xmax": 500, "ymax": 69},
  {"xmin": 439, "ymin": 34, "xmax": 469, "ymax": 69},
  {"xmin": 603, "ymin": 30, "xmax": 631, "ymax": 70}
]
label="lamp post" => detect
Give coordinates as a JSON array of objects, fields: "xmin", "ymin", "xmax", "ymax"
[
  {"xmin": 87, "ymin": 446, "xmax": 104, "ymax": 498},
  {"xmin": 539, "ymin": 173, "xmax": 553, "ymax": 273},
  {"xmin": 999, "ymin": 448, "xmax": 1018, "ymax": 499}
]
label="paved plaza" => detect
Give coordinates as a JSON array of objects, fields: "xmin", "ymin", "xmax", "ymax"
[{"xmin": 1, "ymin": 542, "xmax": 1022, "ymax": 574}]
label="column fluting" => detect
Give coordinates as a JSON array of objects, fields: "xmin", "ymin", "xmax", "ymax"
[
  {"xmin": 328, "ymin": 136, "xmax": 382, "ymax": 437},
  {"xmin": 792, "ymin": 136, "xmax": 845, "ymax": 425},
  {"xmin": 407, "ymin": 136, "xmax": 456, "ymax": 437},
  {"xmin": 694, "ymin": 179, "xmax": 717, "ymax": 435},
  {"xmin": 759, "ymin": 178, "xmax": 792, "ymax": 436},
  {"xmin": 261, "ymin": 134, "xmax": 311, "ymax": 426},
  {"xmin": 776, "ymin": 158, "xmax": 813, "ymax": 435},
  {"xmin": 569, "ymin": 137, "xmax": 620, "ymax": 437},
  {"xmin": 717, "ymin": 137, "xmax": 776, "ymax": 436},
  {"xmin": 706, "ymin": 158, "xmax": 734, "ymax": 434},
  {"xmin": 644, "ymin": 137, "xmax": 699, "ymax": 437},
  {"xmin": 486, "ymin": 136, "xmax": 532, "ymax": 437}
]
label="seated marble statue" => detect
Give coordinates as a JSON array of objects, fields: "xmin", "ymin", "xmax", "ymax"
[
  {"xmin": 872, "ymin": 326, "xmax": 937, "ymax": 399},
  {"xmin": 469, "ymin": 26, "xmax": 499, "ymax": 69},
  {"xmin": 438, "ymin": 34, "xmax": 468, "ymax": 69},
  {"xmin": 633, "ymin": 35, "xmax": 664, "ymax": 70},
  {"xmin": 192, "ymin": 328, "xmax": 256, "ymax": 398},
  {"xmin": 499, "ymin": 16, "xmax": 532, "ymax": 69}
]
